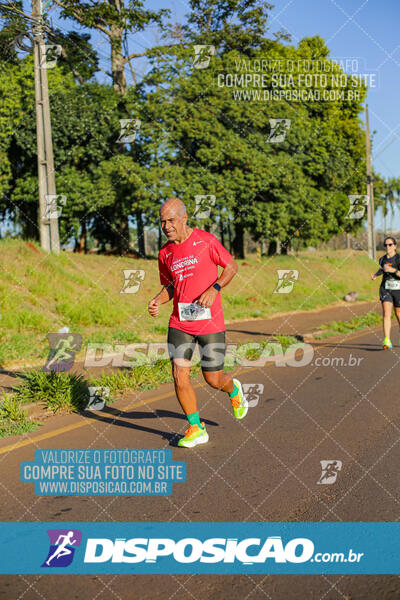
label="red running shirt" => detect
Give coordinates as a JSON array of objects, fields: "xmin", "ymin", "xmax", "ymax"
[{"xmin": 158, "ymin": 228, "xmax": 233, "ymax": 334}]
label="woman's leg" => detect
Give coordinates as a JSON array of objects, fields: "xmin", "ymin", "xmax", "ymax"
[{"xmin": 382, "ymin": 301, "xmax": 393, "ymax": 339}]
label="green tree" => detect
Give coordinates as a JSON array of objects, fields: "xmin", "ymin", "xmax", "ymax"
[
  {"xmin": 141, "ymin": 32, "xmax": 367, "ymax": 257},
  {"xmin": 52, "ymin": 0, "xmax": 169, "ymax": 93}
]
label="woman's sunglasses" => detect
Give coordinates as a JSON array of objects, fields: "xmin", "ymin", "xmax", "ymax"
[{"xmin": 384, "ymin": 243, "xmax": 394, "ymax": 247}]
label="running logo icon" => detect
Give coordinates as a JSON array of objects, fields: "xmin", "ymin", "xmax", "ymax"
[
  {"xmin": 243, "ymin": 383, "xmax": 264, "ymax": 408},
  {"xmin": 193, "ymin": 45, "xmax": 215, "ymax": 69},
  {"xmin": 117, "ymin": 118, "xmax": 141, "ymax": 144},
  {"xmin": 346, "ymin": 195, "xmax": 369, "ymax": 219},
  {"xmin": 40, "ymin": 44, "xmax": 62, "ymax": 68},
  {"xmin": 43, "ymin": 332, "xmax": 82, "ymax": 372},
  {"xmin": 42, "ymin": 529, "xmax": 82, "ymax": 568},
  {"xmin": 85, "ymin": 386, "xmax": 110, "ymax": 411},
  {"xmin": 267, "ymin": 119, "xmax": 291, "ymax": 143},
  {"xmin": 43, "ymin": 194, "xmax": 67, "ymax": 220},
  {"xmin": 274, "ymin": 270, "xmax": 299, "ymax": 294},
  {"xmin": 317, "ymin": 460, "xmax": 342, "ymax": 485},
  {"xmin": 120, "ymin": 269, "xmax": 145, "ymax": 293},
  {"xmin": 194, "ymin": 195, "xmax": 216, "ymax": 219}
]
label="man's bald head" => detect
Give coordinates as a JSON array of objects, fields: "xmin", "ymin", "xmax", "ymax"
[
  {"xmin": 159, "ymin": 198, "xmax": 190, "ymax": 243},
  {"xmin": 160, "ymin": 198, "xmax": 187, "ymax": 218}
]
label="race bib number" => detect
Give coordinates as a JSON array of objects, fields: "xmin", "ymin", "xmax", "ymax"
[
  {"xmin": 385, "ymin": 280, "xmax": 400, "ymax": 290},
  {"xmin": 178, "ymin": 302, "xmax": 211, "ymax": 321}
]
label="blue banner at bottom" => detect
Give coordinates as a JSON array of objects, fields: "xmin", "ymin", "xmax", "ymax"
[{"xmin": 0, "ymin": 522, "xmax": 398, "ymax": 574}]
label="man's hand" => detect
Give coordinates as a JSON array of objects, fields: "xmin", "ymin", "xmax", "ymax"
[
  {"xmin": 198, "ymin": 286, "xmax": 218, "ymax": 308},
  {"xmin": 148, "ymin": 298, "xmax": 160, "ymax": 317},
  {"xmin": 371, "ymin": 273, "xmax": 377, "ymax": 280},
  {"xmin": 383, "ymin": 264, "xmax": 396, "ymax": 273}
]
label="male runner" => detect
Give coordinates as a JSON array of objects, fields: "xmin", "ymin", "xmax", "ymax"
[{"xmin": 148, "ymin": 198, "xmax": 248, "ymax": 447}]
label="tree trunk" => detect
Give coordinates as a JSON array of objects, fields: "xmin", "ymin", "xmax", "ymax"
[
  {"xmin": 261, "ymin": 238, "xmax": 267, "ymax": 255},
  {"xmin": 227, "ymin": 221, "xmax": 233, "ymax": 253},
  {"xmin": 110, "ymin": 24, "xmax": 126, "ymax": 95},
  {"xmin": 219, "ymin": 219, "xmax": 225, "ymax": 247},
  {"xmin": 232, "ymin": 221, "xmax": 245, "ymax": 259},
  {"xmin": 267, "ymin": 240, "xmax": 277, "ymax": 256},
  {"xmin": 115, "ymin": 213, "xmax": 130, "ymax": 254},
  {"xmin": 79, "ymin": 219, "xmax": 87, "ymax": 253},
  {"xmin": 158, "ymin": 226, "xmax": 162, "ymax": 251},
  {"xmin": 136, "ymin": 211, "xmax": 145, "ymax": 257},
  {"xmin": 22, "ymin": 202, "xmax": 40, "ymax": 241}
]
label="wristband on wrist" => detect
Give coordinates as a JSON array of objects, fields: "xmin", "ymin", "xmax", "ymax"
[{"xmin": 213, "ymin": 283, "xmax": 221, "ymax": 292}]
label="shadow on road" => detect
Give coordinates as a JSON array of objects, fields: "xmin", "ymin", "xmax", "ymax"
[
  {"xmin": 0, "ymin": 368, "xmax": 23, "ymax": 378},
  {"xmin": 0, "ymin": 367, "xmax": 26, "ymax": 393},
  {"xmin": 226, "ymin": 329, "xmax": 304, "ymax": 341},
  {"xmin": 314, "ymin": 342, "xmax": 395, "ymax": 352},
  {"xmin": 82, "ymin": 405, "xmax": 219, "ymax": 446}
]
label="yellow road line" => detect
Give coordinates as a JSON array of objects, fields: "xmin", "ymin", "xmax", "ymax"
[
  {"xmin": 0, "ymin": 326, "xmax": 379, "ymax": 455},
  {"xmin": 0, "ymin": 421, "xmax": 89, "ymax": 454},
  {"xmin": 0, "ymin": 388, "xmax": 180, "ymax": 455}
]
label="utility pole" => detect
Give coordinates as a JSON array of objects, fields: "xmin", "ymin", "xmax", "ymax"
[
  {"xmin": 32, "ymin": 0, "xmax": 60, "ymax": 253},
  {"xmin": 365, "ymin": 104, "xmax": 376, "ymax": 261}
]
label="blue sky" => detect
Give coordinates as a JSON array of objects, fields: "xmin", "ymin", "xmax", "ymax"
[
  {"xmin": 147, "ymin": 0, "xmax": 400, "ymax": 182},
  {"xmin": 269, "ymin": 0, "xmax": 400, "ymax": 229},
  {"xmin": 271, "ymin": 0, "xmax": 400, "ymax": 165},
  {"xmin": 24, "ymin": 0, "xmax": 400, "ymax": 228}
]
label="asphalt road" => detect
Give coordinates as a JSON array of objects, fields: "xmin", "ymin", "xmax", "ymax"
[{"xmin": 1, "ymin": 320, "xmax": 400, "ymax": 599}]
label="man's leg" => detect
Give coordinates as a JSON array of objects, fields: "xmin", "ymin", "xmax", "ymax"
[
  {"xmin": 172, "ymin": 361, "xmax": 209, "ymax": 447},
  {"xmin": 199, "ymin": 332, "xmax": 248, "ymax": 420},
  {"xmin": 202, "ymin": 369, "xmax": 234, "ymax": 394},
  {"xmin": 168, "ymin": 328, "xmax": 209, "ymax": 447},
  {"xmin": 168, "ymin": 328, "xmax": 197, "ymax": 418},
  {"xmin": 171, "ymin": 361, "xmax": 198, "ymax": 415}
]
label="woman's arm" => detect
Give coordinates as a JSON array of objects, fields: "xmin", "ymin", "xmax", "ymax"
[{"xmin": 371, "ymin": 267, "xmax": 383, "ymax": 280}]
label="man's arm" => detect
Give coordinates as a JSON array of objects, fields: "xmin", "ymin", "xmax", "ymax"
[
  {"xmin": 216, "ymin": 258, "xmax": 238, "ymax": 289},
  {"xmin": 154, "ymin": 284, "xmax": 174, "ymax": 304},
  {"xmin": 197, "ymin": 258, "xmax": 238, "ymax": 308},
  {"xmin": 148, "ymin": 284, "xmax": 174, "ymax": 317}
]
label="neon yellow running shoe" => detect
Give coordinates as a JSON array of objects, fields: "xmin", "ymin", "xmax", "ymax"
[
  {"xmin": 383, "ymin": 337, "xmax": 392, "ymax": 349},
  {"xmin": 230, "ymin": 378, "xmax": 248, "ymax": 420},
  {"xmin": 178, "ymin": 422, "xmax": 209, "ymax": 448}
]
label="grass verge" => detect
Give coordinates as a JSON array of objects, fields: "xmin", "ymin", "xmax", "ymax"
[
  {"xmin": 3, "ymin": 337, "xmax": 297, "ymax": 438},
  {"xmin": 10, "ymin": 344, "xmax": 263, "ymax": 418},
  {"xmin": 314, "ymin": 311, "xmax": 382, "ymax": 339},
  {"xmin": 0, "ymin": 239, "xmax": 379, "ymax": 366},
  {"xmin": 90, "ymin": 360, "xmax": 201, "ymax": 395},
  {"xmin": 0, "ymin": 393, "xmax": 39, "ymax": 438},
  {"xmin": 13, "ymin": 371, "xmax": 90, "ymax": 412}
]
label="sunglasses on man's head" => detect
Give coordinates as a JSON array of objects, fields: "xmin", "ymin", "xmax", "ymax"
[{"xmin": 384, "ymin": 243, "xmax": 394, "ymax": 247}]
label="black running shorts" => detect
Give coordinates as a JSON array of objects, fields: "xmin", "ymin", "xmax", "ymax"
[
  {"xmin": 167, "ymin": 327, "xmax": 226, "ymax": 372},
  {"xmin": 380, "ymin": 286, "xmax": 400, "ymax": 307}
]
